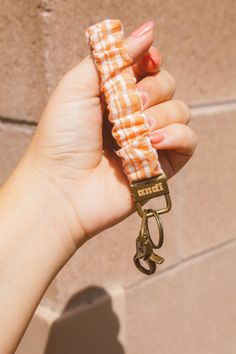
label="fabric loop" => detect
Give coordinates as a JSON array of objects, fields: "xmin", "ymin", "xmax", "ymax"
[{"xmin": 86, "ymin": 19, "xmax": 162, "ymax": 183}]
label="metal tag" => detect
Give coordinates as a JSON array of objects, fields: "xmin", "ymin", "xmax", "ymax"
[{"xmin": 130, "ymin": 174, "xmax": 169, "ymax": 203}]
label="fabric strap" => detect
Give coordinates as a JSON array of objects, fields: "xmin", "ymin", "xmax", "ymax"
[{"xmin": 85, "ymin": 19, "xmax": 162, "ymax": 183}]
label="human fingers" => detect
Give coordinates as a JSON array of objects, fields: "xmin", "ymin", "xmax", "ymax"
[
  {"xmin": 145, "ymin": 100, "xmax": 191, "ymax": 130},
  {"xmin": 137, "ymin": 69, "xmax": 176, "ymax": 108},
  {"xmin": 150, "ymin": 123, "xmax": 198, "ymax": 155},
  {"xmin": 132, "ymin": 46, "xmax": 162, "ymax": 80}
]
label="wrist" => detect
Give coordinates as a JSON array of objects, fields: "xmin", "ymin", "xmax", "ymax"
[{"xmin": 1, "ymin": 154, "xmax": 86, "ymax": 262}]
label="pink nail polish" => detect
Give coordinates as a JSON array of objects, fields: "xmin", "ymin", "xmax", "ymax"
[
  {"xmin": 140, "ymin": 50, "xmax": 160, "ymax": 72},
  {"xmin": 141, "ymin": 52, "xmax": 159, "ymax": 70},
  {"xmin": 130, "ymin": 21, "xmax": 154, "ymax": 38},
  {"xmin": 148, "ymin": 47, "xmax": 160, "ymax": 67},
  {"xmin": 150, "ymin": 131, "xmax": 165, "ymax": 144},
  {"xmin": 139, "ymin": 90, "xmax": 149, "ymax": 106},
  {"xmin": 149, "ymin": 53, "xmax": 159, "ymax": 66}
]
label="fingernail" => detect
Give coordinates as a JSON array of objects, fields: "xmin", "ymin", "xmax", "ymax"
[
  {"xmin": 146, "ymin": 115, "xmax": 154, "ymax": 128},
  {"xmin": 149, "ymin": 47, "xmax": 161, "ymax": 66},
  {"xmin": 141, "ymin": 52, "xmax": 159, "ymax": 68},
  {"xmin": 140, "ymin": 49, "xmax": 161, "ymax": 71},
  {"xmin": 149, "ymin": 52, "xmax": 159, "ymax": 66},
  {"xmin": 150, "ymin": 131, "xmax": 165, "ymax": 144},
  {"xmin": 139, "ymin": 90, "xmax": 149, "ymax": 106},
  {"xmin": 130, "ymin": 21, "xmax": 154, "ymax": 38}
]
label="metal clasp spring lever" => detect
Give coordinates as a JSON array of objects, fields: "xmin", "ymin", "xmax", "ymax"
[{"xmin": 134, "ymin": 209, "xmax": 165, "ymax": 275}]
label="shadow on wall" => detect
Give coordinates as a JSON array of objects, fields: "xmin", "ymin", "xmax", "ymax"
[{"xmin": 44, "ymin": 286, "xmax": 125, "ymax": 354}]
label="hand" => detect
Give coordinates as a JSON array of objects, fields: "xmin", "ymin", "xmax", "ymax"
[{"xmin": 14, "ymin": 21, "xmax": 197, "ymax": 254}]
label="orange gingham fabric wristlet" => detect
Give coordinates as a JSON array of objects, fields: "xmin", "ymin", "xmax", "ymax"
[
  {"xmin": 85, "ymin": 19, "xmax": 162, "ymax": 183},
  {"xmin": 85, "ymin": 19, "xmax": 171, "ymax": 275}
]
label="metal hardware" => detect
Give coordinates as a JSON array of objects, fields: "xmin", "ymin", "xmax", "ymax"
[
  {"xmin": 131, "ymin": 173, "xmax": 171, "ymax": 217},
  {"xmin": 131, "ymin": 174, "xmax": 169, "ymax": 202},
  {"xmin": 131, "ymin": 174, "xmax": 172, "ymax": 275},
  {"xmin": 134, "ymin": 209, "xmax": 165, "ymax": 275}
]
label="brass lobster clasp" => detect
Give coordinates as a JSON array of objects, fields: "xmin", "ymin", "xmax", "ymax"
[{"xmin": 133, "ymin": 209, "xmax": 165, "ymax": 275}]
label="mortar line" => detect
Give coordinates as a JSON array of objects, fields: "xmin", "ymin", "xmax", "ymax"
[
  {"xmin": 38, "ymin": 301, "xmax": 60, "ymax": 315},
  {"xmin": 127, "ymin": 236, "xmax": 236, "ymax": 290},
  {"xmin": 0, "ymin": 116, "xmax": 37, "ymax": 127},
  {"xmin": 1, "ymin": 98, "xmax": 236, "ymax": 128},
  {"xmin": 190, "ymin": 98, "xmax": 236, "ymax": 112}
]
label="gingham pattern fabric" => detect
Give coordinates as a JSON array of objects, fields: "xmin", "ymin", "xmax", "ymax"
[{"xmin": 85, "ymin": 19, "xmax": 162, "ymax": 183}]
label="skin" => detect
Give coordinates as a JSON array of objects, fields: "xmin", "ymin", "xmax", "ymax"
[{"xmin": 0, "ymin": 22, "xmax": 197, "ymax": 353}]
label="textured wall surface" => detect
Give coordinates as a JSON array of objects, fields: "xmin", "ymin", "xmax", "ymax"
[{"xmin": 1, "ymin": 0, "xmax": 236, "ymax": 353}]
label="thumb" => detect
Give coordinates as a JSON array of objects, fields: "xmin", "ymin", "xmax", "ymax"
[{"xmin": 58, "ymin": 22, "xmax": 155, "ymax": 99}]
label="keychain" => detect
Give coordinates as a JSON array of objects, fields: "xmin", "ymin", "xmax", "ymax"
[{"xmin": 85, "ymin": 19, "xmax": 172, "ymax": 275}]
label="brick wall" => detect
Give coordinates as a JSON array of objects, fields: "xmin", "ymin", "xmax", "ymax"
[{"xmin": 1, "ymin": 1, "xmax": 236, "ymax": 353}]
